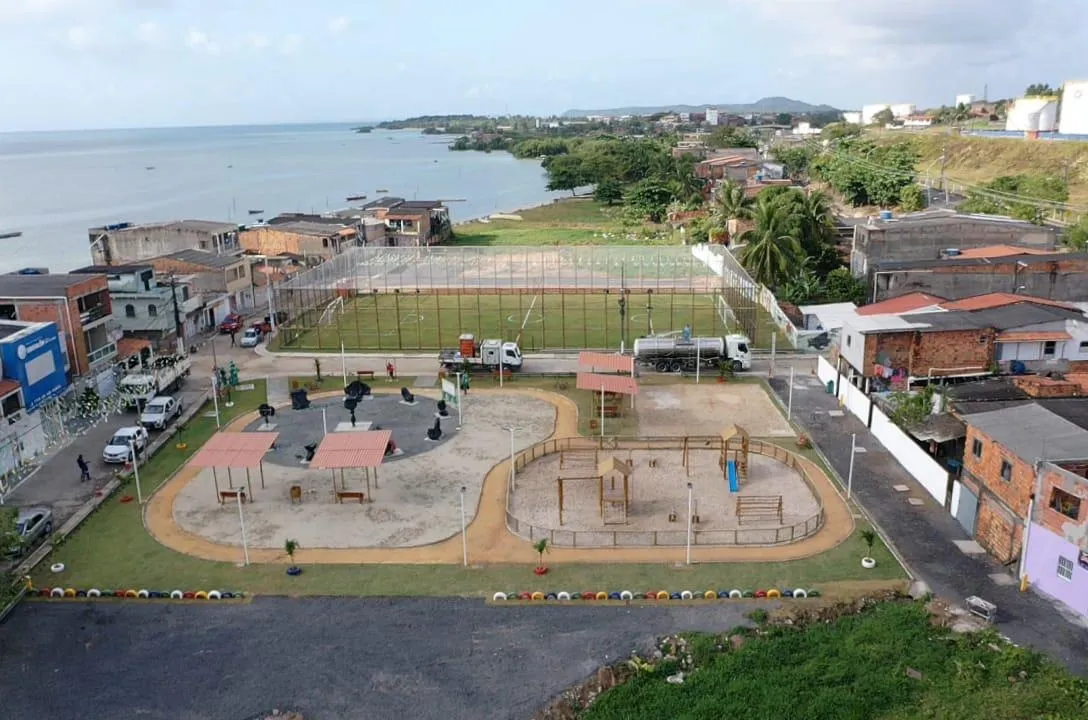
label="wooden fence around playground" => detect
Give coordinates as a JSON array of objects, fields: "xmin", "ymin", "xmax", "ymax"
[{"xmin": 505, "ymin": 435, "xmax": 825, "ymax": 548}]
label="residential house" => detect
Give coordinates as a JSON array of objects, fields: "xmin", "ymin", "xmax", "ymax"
[
  {"xmin": 695, "ymin": 154, "xmax": 761, "ymax": 183},
  {"xmin": 238, "ymin": 221, "xmax": 356, "ymax": 263},
  {"xmin": 871, "ymin": 252, "xmax": 1088, "ymax": 304},
  {"xmin": 358, "ymin": 197, "xmax": 451, "ymax": 247},
  {"xmin": 958, "ymin": 402, "xmax": 1088, "ymax": 567},
  {"xmin": 0, "ymin": 272, "xmax": 114, "ymax": 377},
  {"xmin": 149, "ymin": 250, "xmax": 253, "ymax": 321},
  {"xmin": 851, "ymin": 209, "xmax": 1057, "ymax": 279},
  {"xmin": 88, "ymin": 220, "xmax": 240, "ymax": 266},
  {"xmin": 792, "ymin": 121, "xmax": 821, "ymax": 136},
  {"xmin": 69, "ymin": 264, "xmax": 206, "ymax": 351},
  {"xmin": 705, "ymin": 108, "xmax": 720, "ymax": 126},
  {"xmin": 1023, "ymin": 459, "xmax": 1088, "ymax": 620},
  {"xmin": 902, "ymin": 115, "xmax": 934, "ymax": 128}
]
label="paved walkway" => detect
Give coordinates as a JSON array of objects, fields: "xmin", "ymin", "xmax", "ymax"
[
  {"xmin": 144, "ymin": 387, "xmax": 855, "ymax": 565},
  {"xmin": 770, "ymin": 375, "xmax": 1088, "ymax": 676}
]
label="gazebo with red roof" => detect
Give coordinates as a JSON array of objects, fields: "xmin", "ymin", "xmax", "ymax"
[
  {"xmin": 576, "ymin": 372, "xmax": 639, "ymax": 436},
  {"xmin": 309, "ymin": 429, "xmax": 393, "ymax": 502},
  {"xmin": 189, "ymin": 431, "xmax": 280, "ymax": 502}
]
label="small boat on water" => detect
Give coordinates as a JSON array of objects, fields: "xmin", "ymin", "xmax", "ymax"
[
  {"xmin": 0, "ymin": 231, "xmax": 23, "ymax": 239},
  {"xmin": 145, "ymin": 166, "xmax": 155, "ymax": 170},
  {"xmin": 376, "ymin": 188, "xmax": 389, "ymax": 193},
  {"xmin": 346, "ymin": 194, "xmax": 367, "ymax": 202},
  {"xmin": 248, "ymin": 209, "xmax": 264, "ymax": 215}
]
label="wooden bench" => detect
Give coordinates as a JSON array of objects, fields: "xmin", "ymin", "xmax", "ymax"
[
  {"xmin": 492, "ymin": 369, "xmax": 513, "ymax": 381},
  {"xmin": 336, "ymin": 490, "xmax": 366, "ymax": 504},
  {"xmin": 356, "ymin": 370, "xmax": 375, "ymax": 380},
  {"xmin": 735, "ymin": 496, "xmax": 783, "ymax": 524},
  {"xmin": 601, "ymin": 404, "xmax": 620, "ymax": 418},
  {"xmin": 219, "ymin": 490, "xmax": 248, "ymax": 505}
]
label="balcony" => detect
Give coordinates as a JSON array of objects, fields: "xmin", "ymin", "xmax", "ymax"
[
  {"xmin": 80, "ymin": 303, "xmax": 111, "ymax": 328},
  {"xmin": 87, "ymin": 342, "xmax": 118, "ymax": 367}
]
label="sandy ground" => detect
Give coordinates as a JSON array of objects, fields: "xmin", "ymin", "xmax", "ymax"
[
  {"xmin": 510, "ymin": 447, "xmax": 819, "ymax": 546},
  {"xmin": 637, "ymin": 383, "xmax": 794, "ymax": 438},
  {"xmin": 172, "ymin": 394, "xmax": 556, "ymax": 549}
]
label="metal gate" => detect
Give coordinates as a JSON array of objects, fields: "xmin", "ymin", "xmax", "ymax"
[{"xmin": 955, "ymin": 482, "xmax": 979, "ymax": 535}]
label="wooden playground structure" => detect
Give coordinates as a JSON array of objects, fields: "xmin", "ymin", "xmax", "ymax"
[{"xmin": 557, "ymin": 451, "xmax": 633, "ymax": 525}]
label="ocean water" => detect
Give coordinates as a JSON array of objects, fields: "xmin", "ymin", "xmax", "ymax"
[{"xmin": 0, "ymin": 123, "xmax": 564, "ymax": 273}]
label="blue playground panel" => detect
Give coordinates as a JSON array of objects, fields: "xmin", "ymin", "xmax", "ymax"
[{"xmin": 727, "ymin": 459, "xmax": 740, "ymax": 493}]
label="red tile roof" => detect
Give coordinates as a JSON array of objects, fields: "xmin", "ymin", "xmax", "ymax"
[
  {"xmin": 0, "ymin": 379, "xmax": 20, "ymax": 399},
  {"xmin": 953, "ymin": 245, "xmax": 1059, "ymax": 259},
  {"xmin": 309, "ymin": 430, "xmax": 393, "ymax": 469},
  {"xmin": 856, "ymin": 292, "xmax": 946, "ymax": 316},
  {"xmin": 578, "ymin": 352, "xmax": 635, "ymax": 375},
  {"xmin": 577, "ymin": 372, "xmax": 639, "ymax": 396},
  {"xmin": 940, "ymin": 293, "xmax": 1076, "ymax": 312},
  {"xmin": 190, "ymin": 432, "xmax": 279, "ymax": 469}
]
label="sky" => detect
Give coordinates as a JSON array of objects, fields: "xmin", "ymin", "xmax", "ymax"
[{"xmin": 0, "ymin": 0, "xmax": 1086, "ymax": 131}]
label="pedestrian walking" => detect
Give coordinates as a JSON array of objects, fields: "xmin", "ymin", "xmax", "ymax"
[
  {"xmin": 386, "ymin": 361, "xmax": 396, "ymax": 381},
  {"xmin": 349, "ymin": 409, "xmax": 357, "ymax": 428},
  {"xmin": 229, "ymin": 329, "xmax": 236, "ymax": 347},
  {"xmin": 77, "ymin": 454, "xmax": 91, "ymax": 483}
]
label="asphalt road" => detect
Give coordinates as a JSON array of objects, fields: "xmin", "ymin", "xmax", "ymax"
[{"xmin": 0, "ymin": 598, "xmax": 756, "ymax": 720}]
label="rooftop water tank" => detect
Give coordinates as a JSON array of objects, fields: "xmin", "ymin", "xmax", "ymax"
[{"xmin": 879, "ymin": 210, "xmax": 893, "ymax": 221}]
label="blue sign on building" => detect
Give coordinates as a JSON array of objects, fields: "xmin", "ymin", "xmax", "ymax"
[{"xmin": 0, "ymin": 321, "xmax": 70, "ymax": 412}]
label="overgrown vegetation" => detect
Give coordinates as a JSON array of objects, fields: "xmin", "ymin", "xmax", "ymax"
[
  {"xmin": 579, "ymin": 601, "xmax": 1088, "ymax": 720},
  {"xmin": 811, "ymin": 138, "xmax": 920, "ymax": 207},
  {"xmin": 888, "ymin": 387, "xmax": 936, "ymax": 429},
  {"xmin": 959, "ymin": 173, "xmax": 1069, "ymax": 224}
]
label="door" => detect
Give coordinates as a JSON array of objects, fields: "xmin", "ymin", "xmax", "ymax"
[{"xmin": 955, "ymin": 482, "xmax": 979, "ymax": 535}]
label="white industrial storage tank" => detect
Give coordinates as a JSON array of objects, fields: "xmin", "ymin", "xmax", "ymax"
[
  {"xmin": 1059, "ymin": 80, "xmax": 1088, "ymax": 135},
  {"xmin": 889, "ymin": 103, "xmax": 916, "ymax": 119},
  {"xmin": 1005, "ymin": 96, "xmax": 1059, "ymax": 132},
  {"xmin": 955, "ymin": 94, "xmax": 976, "ymax": 107},
  {"xmin": 861, "ymin": 104, "xmax": 891, "ymax": 125}
]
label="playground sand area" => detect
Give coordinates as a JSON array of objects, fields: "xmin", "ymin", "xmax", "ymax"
[
  {"xmin": 171, "ymin": 393, "xmax": 556, "ymax": 549},
  {"xmin": 636, "ymin": 383, "xmax": 794, "ymax": 438},
  {"xmin": 510, "ymin": 449, "xmax": 820, "ymax": 543}
]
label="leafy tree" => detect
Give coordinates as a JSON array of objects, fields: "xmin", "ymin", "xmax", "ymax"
[
  {"xmin": 799, "ymin": 190, "xmax": 835, "ymax": 253},
  {"xmin": 778, "ymin": 258, "xmax": 822, "ymax": 305},
  {"xmin": 709, "ymin": 180, "xmax": 753, "ymax": 240},
  {"xmin": 822, "ymin": 122, "xmax": 862, "ymax": 141},
  {"xmin": 1062, "ymin": 217, "xmax": 1088, "ymax": 251},
  {"xmin": 1025, "ymin": 83, "xmax": 1058, "ymax": 97},
  {"xmin": 872, "ymin": 108, "xmax": 895, "ymax": 126},
  {"xmin": 823, "ymin": 267, "xmax": 868, "ymax": 304},
  {"xmin": 737, "ymin": 195, "xmax": 803, "ymax": 288},
  {"xmin": 593, "ymin": 178, "xmax": 624, "ymax": 205},
  {"xmin": 772, "ymin": 145, "xmax": 818, "ymax": 179},
  {"xmin": 775, "ymin": 113, "xmax": 793, "ymax": 126},
  {"xmin": 959, "ymin": 173, "xmax": 1068, "ymax": 224},
  {"xmin": 707, "ymin": 127, "xmax": 759, "ymax": 149},
  {"xmin": 899, "ymin": 184, "xmax": 927, "ymax": 212},
  {"xmin": 0, "ymin": 507, "xmax": 18, "ymax": 557},
  {"xmin": 813, "ymin": 139, "xmax": 918, "ymax": 207},
  {"xmin": 623, "ymin": 179, "xmax": 672, "ymax": 222},
  {"xmin": 544, "ymin": 154, "xmax": 586, "ymax": 195}
]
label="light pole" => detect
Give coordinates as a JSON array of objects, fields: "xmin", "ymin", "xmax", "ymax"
[
  {"xmin": 847, "ymin": 432, "xmax": 857, "ymax": 499},
  {"xmin": 459, "ymin": 485, "xmax": 468, "ymax": 567},
  {"xmin": 211, "ymin": 373, "xmax": 221, "ymax": 429},
  {"xmin": 787, "ymin": 366, "xmax": 795, "ymax": 421},
  {"xmin": 685, "ymin": 482, "xmax": 694, "ymax": 565},
  {"xmin": 265, "ymin": 255, "xmax": 276, "ymax": 333},
  {"xmin": 237, "ymin": 490, "xmax": 250, "ymax": 566},
  {"xmin": 505, "ymin": 426, "xmax": 517, "ymax": 489},
  {"xmin": 455, "ymin": 372, "xmax": 463, "ymax": 428},
  {"xmin": 130, "ymin": 439, "xmax": 143, "ymax": 505}
]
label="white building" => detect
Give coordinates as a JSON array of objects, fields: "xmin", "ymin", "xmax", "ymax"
[
  {"xmin": 861, "ymin": 103, "xmax": 915, "ymax": 124},
  {"xmin": 1005, "ymin": 96, "xmax": 1060, "ymax": 132},
  {"xmin": 903, "ymin": 115, "xmax": 934, "ymax": 128},
  {"xmin": 842, "ymin": 111, "xmax": 862, "ymax": 125},
  {"xmin": 705, "ymin": 107, "xmax": 720, "ymax": 126},
  {"xmin": 955, "ymin": 94, "xmax": 976, "ymax": 107},
  {"xmin": 1059, "ymin": 80, "xmax": 1088, "ymax": 135},
  {"xmin": 792, "ymin": 121, "xmax": 821, "ymax": 136}
]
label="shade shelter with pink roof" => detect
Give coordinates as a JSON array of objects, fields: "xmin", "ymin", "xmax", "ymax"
[
  {"xmin": 189, "ymin": 431, "xmax": 280, "ymax": 502},
  {"xmin": 308, "ymin": 429, "xmax": 393, "ymax": 502},
  {"xmin": 576, "ymin": 371, "xmax": 639, "ymax": 436}
]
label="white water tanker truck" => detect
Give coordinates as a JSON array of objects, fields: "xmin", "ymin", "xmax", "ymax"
[{"xmin": 632, "ymin": 334, "xmax": 752, "ymax": 373}]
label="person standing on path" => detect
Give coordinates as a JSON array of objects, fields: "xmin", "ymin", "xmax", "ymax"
[
  {"xmin": 386, "ymin": 361, "xmax": 396, "ymax": 381},
  {"xmin": 349, "ymin": 408, "xmax": 357, "ymax": 428},
  {"xmin": 229, "ymin": 329, "xmax": 236, "ymax": 347},
  {"xmin": 77, "ymin": 454, "xmax": 91, "ymax": 483}
]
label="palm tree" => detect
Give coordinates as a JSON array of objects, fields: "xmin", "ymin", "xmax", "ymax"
[
  {"xmin": 799, "ymin": 190, "xmax": 835, "ymax": 252},
  {"xmin": 737, "ymin": 195, "xmax": 803, "ymax": 288},
  {"xmin": 710, "ymin": 180, "xmax": 753, "ymax": 242}
]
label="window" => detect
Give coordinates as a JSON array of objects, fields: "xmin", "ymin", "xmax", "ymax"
[
  {"xmin": 1043, "ymin": 341, "xmax": 1056, "ymax": 358},
  {"xmin": 1057, "ymin": 555, "xmax": 1075, "ymax": 581},
  {"xmin": 999, "ymin": 459, "xmax": 1013, "ymax": 482},
  {"xmin": 148, "ymin": 304, "xmax": 158, "ymax": 317},
  {"xmin": 1050, "ymin": 488, "xmax": 1082, "ymax": 520},
  {"xmin": 846, "ymin": 335, "xmax": 852, "ymax": 347},
  {"xmin": 1080, "ymin": 341, "xmax": 1088, "ymax": 352},
  {"xmin": 971, "ymin": 438, "xmax": 983, "ymax": 459},
  {"xmin": 124, "ymin": 304, "xmax": 136, "ymax": 318}
]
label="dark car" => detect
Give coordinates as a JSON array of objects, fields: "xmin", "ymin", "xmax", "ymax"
[{"xmin": 219, "ymin": 313, "xmax": 243, "ymax": 334}]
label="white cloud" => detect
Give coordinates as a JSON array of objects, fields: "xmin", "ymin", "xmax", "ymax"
[
  {"xmin": 329, "ymin": 16, "xmax": 349, "ymax": 34},
  {"xmin": 278, "ymin": 34, "xmax": 301, "ymax": 55},
  {"xmin": 135, "ymin": 21, "xmax": 161, "ymax": 45},
  {"xmin": 185, "ymin": 29, "xmax": 220, "ymax": 55},
  {"xmin": 246, "ymin": 33, "xmax": 269, "ymax": 50},
  {"xmin": 465, "ymin": 87, "xmax": 480, "ymax": 98},
  {"xmin": 64, "ymin": 25, "xmax": 94, "ymax": 49}
]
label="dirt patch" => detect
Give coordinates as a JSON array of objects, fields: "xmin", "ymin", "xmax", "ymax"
[{"xmin": 637, "ymin": 383, "xmax": 793, "ymax": 438}]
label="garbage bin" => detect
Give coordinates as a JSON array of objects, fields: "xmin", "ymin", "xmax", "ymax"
[{"xmin": 826, "ymin": 380, "xmax": 834, "ymax": 394}]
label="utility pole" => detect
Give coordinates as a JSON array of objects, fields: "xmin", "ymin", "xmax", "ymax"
[
  {"xmin": 168, "ymin": 273, "xmax": 185, "ymax": 354},
  {"xmin": 940, "ymin": 138, "xmax": 949, "ymax": 205}
]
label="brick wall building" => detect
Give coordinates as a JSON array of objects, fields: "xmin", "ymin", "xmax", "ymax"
[{"xmin": 870, "ymin": 253, "xmax": 1088, "ymax": 303}]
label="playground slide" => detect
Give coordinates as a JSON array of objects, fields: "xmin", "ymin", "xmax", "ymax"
[{"xmin": 727, "ymin": 460, "xmax": 740, "ymax": 493}]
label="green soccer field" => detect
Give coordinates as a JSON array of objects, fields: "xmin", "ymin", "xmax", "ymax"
[{"xmin": 279, "ymin": 291, "xmax": 747, "ymax": 352}]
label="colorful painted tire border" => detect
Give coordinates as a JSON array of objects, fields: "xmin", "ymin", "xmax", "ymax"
[
  {"xmin": 490, "ymin": 588, "xmax": 821, "ymax": 601},
  {"xmin": 36, "ymin": 588, "xmax": 245, "ymax": 600}
]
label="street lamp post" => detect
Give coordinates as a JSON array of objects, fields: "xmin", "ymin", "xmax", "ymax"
[
  {"xmin": 237, "ymin": 490, "xmax": 250, "ymax": 566},
  {"xmin": 847, "ymin": 432, "xmax": 857, "ymax": 499},
  {"xmin": 787, "ymin": 366, "xmax": 795, "ymax": 421},
  {"xmin": 459, "ymin": 485, "xmax": 468, "ymax": 567},
  {"xmin": 686, "ymin": 482, "xmax": 694, "ymax": 565},
  {"xmin": 130, "ymin": 439, "xmax": 143, "ymax": 505}
]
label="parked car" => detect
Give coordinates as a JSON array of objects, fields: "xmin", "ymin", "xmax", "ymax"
[
  {"xmin": 239, "ymin": 326, "xmax": 262, "ymax": 348},
  {"xmin": 139, "ymin": 395, "xmax": 183, "ymax": 430},
  {"xmin": 103, "ymin": 426, "xmax": 149, "ymax": 464},
  {"xmin": 9, "ymin": 507, "xmax": 53, "ymax": 557},
  {"xmin": 219, "ymin": 313, "xmax": 243, "ymax": 334}
]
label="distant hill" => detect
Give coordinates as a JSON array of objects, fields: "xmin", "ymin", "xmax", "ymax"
[{"xmin": 562, "ymin": 96, "xmax": 839, "ymax": 118}]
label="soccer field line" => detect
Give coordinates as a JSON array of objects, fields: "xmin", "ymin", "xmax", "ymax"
[{"xmin": 515, "ymin": 294, "xmax": 540, "ymax": 344}]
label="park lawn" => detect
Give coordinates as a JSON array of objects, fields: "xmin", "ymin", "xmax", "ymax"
[
  {"xmin": 35, "ymin": 375, "xmax": 905, "ymax": 597},
  {"xmin": 581, "ymin": 601, "xmax": 1088, "ymax": 720}
]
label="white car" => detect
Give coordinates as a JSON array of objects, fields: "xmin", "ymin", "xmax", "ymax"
[
  {"xmin": 140, "ymin": 396, "xmax": 182, "ymax": 430},
  {"xmin": 239, "ymin": 327, "xmax": 262, "ymax": 348},
  {"xmin": 103, "ymin": 426, "xmax": 149, "ymax": 464}
]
